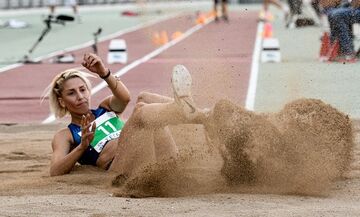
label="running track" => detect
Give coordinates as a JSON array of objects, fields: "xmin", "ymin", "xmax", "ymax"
[{"xmin": 0, "ymin": 11, "xmax": 258, "ymax": 124}]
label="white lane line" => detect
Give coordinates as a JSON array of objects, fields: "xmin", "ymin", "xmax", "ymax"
[
  {"xmin": 0, "ymin": 12, "xmax": 180, "ymax": 74},
  {"xmin": 245, "ymin": 22, "xmax": 263, "ymax": 111},
  {"xmin": 42, "ymin": 18, "xmax": 213, "ymax": 124}
]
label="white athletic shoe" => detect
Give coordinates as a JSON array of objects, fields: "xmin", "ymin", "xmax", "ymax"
[{"xmin": 171, "ymin": 65, "xmax": 196, "ymax": 115}]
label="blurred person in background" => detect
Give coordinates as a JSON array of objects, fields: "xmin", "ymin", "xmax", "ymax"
[
  {"xmin": 46, "ymin": 0, "xmax": 81, "ymax": 22},
  {"xmin": 46, "ymin": 0, "xmax": 58, "ymax": 15},
  {"xmin": 325, "ymin": 0, "xmax": 360, "ymax": 62},
  {"xmin": 213, "ymin": 0, "xmax": 229, "ymax": 22},
  {"xmin": 260, "ymin": 0, "xmax": 289, "ymax": 21}
]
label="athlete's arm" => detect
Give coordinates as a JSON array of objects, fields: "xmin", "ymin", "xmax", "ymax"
[
  {"xmin": 50, "ymin": 114, "xmax": 96, "ymax": 176},
  {"xmin": 99, "ymin": 74, "xmax": 131, "ymax": 114},
  {"xmin": 81, "ymin": 53, "xmax": 130, "ymax": 114}
]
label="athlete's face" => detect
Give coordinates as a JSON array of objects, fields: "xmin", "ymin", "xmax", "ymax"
[{"xmin": 59, "ymin": 77, "xmax": 91, "ymax": 116}]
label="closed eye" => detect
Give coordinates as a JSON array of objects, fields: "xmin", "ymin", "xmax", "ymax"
[{"xmin": 66, "ymin": 91, "xmax": 75, "ymax": 96}]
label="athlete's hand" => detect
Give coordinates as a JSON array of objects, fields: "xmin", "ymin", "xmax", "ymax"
[
  {"xmin": 80, "ymin": 113, "xmax": 96, "ymax": 150},
  {"xmin": 82, "ymin": 53, "xmax": 109, "ymax": 78}
]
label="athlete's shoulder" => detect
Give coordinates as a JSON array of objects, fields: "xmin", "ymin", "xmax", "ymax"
[
  {"xmin": 52, "ymin": 127, "xmax": 72, "ymax": 144},
  {"xmin": 92, "ymin": 106, "xmax": 109, "ymax": 117}
]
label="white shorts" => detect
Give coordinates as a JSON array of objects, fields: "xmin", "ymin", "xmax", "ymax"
[
  {"xmin": 65, "ymin": 0, "xmax": 77, "ymax": 6},
  {"xmin": 46, "ymin": 0, "xmax": 58, "ymax": 6},
  {"xmin": 46, "ymin": 0, "xmax": 77, "ymax": 6}
]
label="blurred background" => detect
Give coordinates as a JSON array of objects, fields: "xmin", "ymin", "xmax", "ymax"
[{"xmin": 0, "ymin": 0, "xmax": 263, "ymax": 10}]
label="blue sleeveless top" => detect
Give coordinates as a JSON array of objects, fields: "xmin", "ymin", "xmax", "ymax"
[{"xmin": 68, "ymin": 107, "xmax": 108, "ymax": 165}]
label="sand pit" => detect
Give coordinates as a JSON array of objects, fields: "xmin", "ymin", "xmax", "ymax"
[
  {"xmin": 215, "ymin": 98, "xmax": 353, "ymax": 196},
  {"xmin": 109, "ymin": 98, "xmax": 354, "ymax": 197},
  {"xmin": 1, "ymin": 98, "xmax": 360, "ymax": 216},
  {"xmin": 110, "ymin": 124, "xmax": 226, "ymax": 198}
]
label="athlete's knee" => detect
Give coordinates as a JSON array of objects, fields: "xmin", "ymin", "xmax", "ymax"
[
  {"xmin": 134, "ymin": 102, "xmax": 146, "ymax": 110},
  {"xmin": 131, "ymin": 102, "xmax": 146, "ymax": 124},
  {"xmin": 136, "ymin": 91, "xmax": 151, "ymax": 103},
  {"xmin": 133, "ymin": 102, "xmax": 163, "ymax": 128},
  {"xmin": 133, "ymin": 102, "xmax": 146, "ymax": 120}
]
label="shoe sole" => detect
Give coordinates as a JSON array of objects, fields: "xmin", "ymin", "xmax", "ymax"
[{"xmin": 171, "ymin": 65, "xmax": 192, "ymax": 98}]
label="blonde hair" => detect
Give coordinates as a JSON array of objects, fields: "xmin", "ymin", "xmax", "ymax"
[{"xmin": 42, "ymin": 69, "xmax": 94, "ymax": 118}]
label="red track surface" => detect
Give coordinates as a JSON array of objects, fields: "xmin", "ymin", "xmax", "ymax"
[{"xmin": 0, "ymin": 11, "xmax": 257, "ymax": 124}]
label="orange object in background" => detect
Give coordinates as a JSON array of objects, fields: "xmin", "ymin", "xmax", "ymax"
[
  {"xmin": 152, "ymin": 31, "xmax": 172, "ymax": 45},
  {"xmin": 263, "ymin": 22, "xmax": 273, "ymax": 38},
  {"xmin": 327, "ymin": 40, "xmax": 340, "ymax": 62},
  {"xmin": 171, "ymin": 31, "xmax": 183, "ymax": 40},
  {"xmin": 160, "ymin": 31, "xmax": 169, "ymax": 45},
  {"xmin": 196, "ymin": 13, "xmax": 206, "ymax": 24},
  {"xmin": 207, "ymin": 10, "xmax": 216, "ymax": 19},
  {"xmin": 319, "ymin": 32, "xmax": 330, "ymax": 62},
  {"xmin": 152, "ymin": 32, "xmax": 161, "ymax": 45}
]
